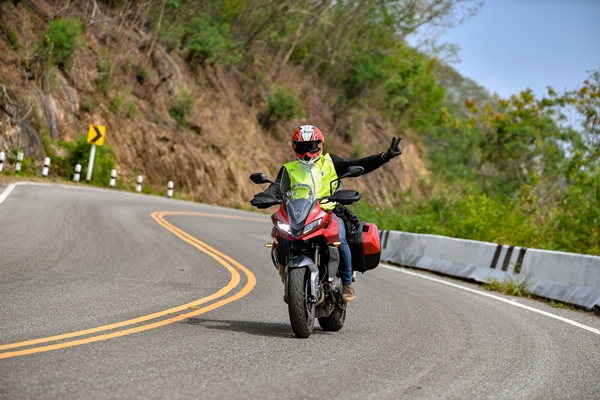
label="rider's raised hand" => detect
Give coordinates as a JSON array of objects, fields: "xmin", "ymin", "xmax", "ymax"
[{"xmin": 382, "ymin": 137, "xmax": 402, "ymax": 162}]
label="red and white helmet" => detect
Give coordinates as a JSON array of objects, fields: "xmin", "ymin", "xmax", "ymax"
[{"xmin": 292, "ymin": 125, "xmax": 324, "ymax": 165}]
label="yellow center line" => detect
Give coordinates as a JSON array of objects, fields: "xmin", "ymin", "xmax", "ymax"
[{"xmin": 0, "ymin": 211, "xmax": 257, "ymax": 359}]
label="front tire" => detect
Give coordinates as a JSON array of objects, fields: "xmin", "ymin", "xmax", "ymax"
[
  {"xmin": 288, "ymin": 268, "xmax": 315, "ymax": 338},
  {"xmin": 318, "ymin": 304, "xmax": 346, "ymax": 331}
]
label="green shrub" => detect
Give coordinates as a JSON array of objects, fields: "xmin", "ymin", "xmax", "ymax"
[
  {"xmin": 169, "ymin": 86, "xmax": 194, "ymax": 128},
  {"xmin": 5, "ymin": 148, "xmax": 36, "ymax": 176},
  {"xmin": 504, "ymin": 275, "xmax": 531, "ymax": 297},
  {"xmin": 34, "ymin": 132, "xmax": 116, "ymax": 186},
  {"xmin": 136, "ymin": 64, "xmax": 150, "ymax": 84},
  {"xmin": 482, "ymin": 278, "xmax": 504, "ymax": 293},
  {"xmin": 63, "ymin": 135, "xmax": 116, "ymax": 186},
  {"xmin": 109, "ymin": 91, "xmax": 124, "ymax": 113},
  {"xmin": 122, "ymin": 57, "xmax": 133, "ymax": 74},
  {"xmin": 97, "ymin": 52, "xmax": 114, "ymax": 94},
  {"xmin": 6, "ymin": 29, "xmax": 20, "ymax": 50},
  {"xmin": 483, "ymin": 276, "xmax": 531, "ymax": 297},
  {"xmin": 80, "ymin": 95, "xmax": 98, "ymax": 113},
  {"xmin": 260, "ymin": 85, "xmax": 305, "ymax": 129},
  {"xmin": 38, "ymin": 17, "xmax": 84, "ymax": 70},
  {"xmin": 124, "ymin": 100, "xmax": 140, "ymax": 118},
  {"xmin": 181, "ymin": 13, "xmax": 240, "ymax": 66}
]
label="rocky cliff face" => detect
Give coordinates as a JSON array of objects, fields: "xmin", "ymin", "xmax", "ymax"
[{"xmin": 0, "ymin": 0, "xmax": 428, "ymax": 208}]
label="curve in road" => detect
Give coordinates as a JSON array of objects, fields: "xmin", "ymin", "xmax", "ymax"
[{"xmin": 0, "ymin": 210, "xmax": 257, "ymax": 359}]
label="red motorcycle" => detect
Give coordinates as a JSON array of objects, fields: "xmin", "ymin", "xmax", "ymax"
[{"xmin": 250, "ymin": 166, "xmax": 381, "ymax": 338}]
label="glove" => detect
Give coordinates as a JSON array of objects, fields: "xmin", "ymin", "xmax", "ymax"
[
  {"xmin": 250, "ymin": 192, "xmax": 281, "ymax": 209},
  {"xmin": 382, "ymin": 137, "xmax": 402, "ymax": 162}
]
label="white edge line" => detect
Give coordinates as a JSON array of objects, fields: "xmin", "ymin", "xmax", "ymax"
[
  {"xmin": 380, "ymin": 263, "xmax": 600, "ymax": 336},
  {"xmin": 0, "ymin": 181, "xmax": 271, "ymax": 220},
  {"xmin": 0, "ymin": 183, "xmax": 19, "ymax": 204}
]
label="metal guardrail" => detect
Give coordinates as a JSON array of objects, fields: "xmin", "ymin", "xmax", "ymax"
[{"xmin": 379, "ymin": 230, "xmax": 600, "ymax": 310}]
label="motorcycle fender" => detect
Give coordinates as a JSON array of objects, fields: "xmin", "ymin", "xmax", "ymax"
[{"xmin": 285, "ymin": 255, "xmax": 319, "ymax": 299}]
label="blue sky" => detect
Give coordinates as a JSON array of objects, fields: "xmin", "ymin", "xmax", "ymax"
[{"xmin": 427, "ymin": 0, "xmax": 600, "ymax": 99}]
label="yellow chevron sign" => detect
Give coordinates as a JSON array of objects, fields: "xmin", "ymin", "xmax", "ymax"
[{"xmin": 87, "ymin": 125, "xmax": 106, "ymax": 146}]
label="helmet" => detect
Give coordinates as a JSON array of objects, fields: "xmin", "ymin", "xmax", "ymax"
[{"xmin": 292, "ymin": 125, "xmax": 324, "ymax": 165}]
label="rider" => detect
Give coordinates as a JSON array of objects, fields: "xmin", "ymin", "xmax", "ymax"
[{"xmin": 257, "ymin": 125, "xmax": 402, "ymax": 302}]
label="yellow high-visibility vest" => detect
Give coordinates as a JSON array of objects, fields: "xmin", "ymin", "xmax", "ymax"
[{"xmin": 284, "ymin": 154, "xmax": 338, "ymax": 210}]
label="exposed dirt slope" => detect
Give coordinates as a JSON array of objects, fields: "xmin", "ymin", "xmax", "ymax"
[{"xmin": 0, "ymin": 0, "xmax": 428, "ymax": 208}]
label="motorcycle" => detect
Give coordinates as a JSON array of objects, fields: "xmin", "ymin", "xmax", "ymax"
[{"xmin": 249, "ymin": 166, "xmax": 381, "ymax": 338}]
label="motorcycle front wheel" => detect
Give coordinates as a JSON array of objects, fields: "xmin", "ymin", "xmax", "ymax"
[{"xmin": 288, "ymin": 267, "xmax": 315, "ymax": 338}]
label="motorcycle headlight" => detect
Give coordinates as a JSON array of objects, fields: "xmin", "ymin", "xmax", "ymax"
[
  {"xmin": 276, "ymin": 221, "xmax": 292, "ymax": 234},
  {"xmin": 302, "ymin": 218, "xmax": 323, "ymax": 235}
]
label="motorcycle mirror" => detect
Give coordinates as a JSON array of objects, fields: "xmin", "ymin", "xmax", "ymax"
[
  {"xmin": 328, "ymin": 166, "xmax": 365, "ymax": 194},
  {"xmin": 339, "ymin": 166, "xmax": 364, "ymax": 179},
  {"xmin": 250, "ymin": 172, "xmax": 272, "ymax": 184}
]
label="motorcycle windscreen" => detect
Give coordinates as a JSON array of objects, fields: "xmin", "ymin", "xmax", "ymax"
[{"xmin": 284, "ymin": 197, "xmax": 315, "ymax": 235}]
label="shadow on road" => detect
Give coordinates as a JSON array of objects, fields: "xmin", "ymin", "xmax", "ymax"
[{"xmin": 183, "ymin": 317, "xmax": 335, "ymax": 338}]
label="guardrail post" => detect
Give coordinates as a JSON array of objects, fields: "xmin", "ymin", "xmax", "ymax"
[
  {"xmin": 42, "ymin": 157, "xmax": 51, "ymax": 177},
  {"xmin": 0, "ymin": 151, "xmax": 4, "ymax": 172},
  {"xmin": 136, "ymin": 175, "xmax": 143, "ymax": 192},
  {"xmin": 167, "ymin": 181, "xmax": 174, "ymax": 198},
  {"xmin": 73, "ymin": 164, "xmax": 81, "ymax": 182},
  {"xmin": 109, "ymin": 169, "xmax": 117, "ymax": 188},
  {"xmin": 15, "ymin": 152, "xmax": 23, "ymax": 173}
]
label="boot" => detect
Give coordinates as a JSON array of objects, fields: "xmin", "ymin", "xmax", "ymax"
[{"xmin": 342, "ymin": 284, "xmax": 356, "ymax": 302}]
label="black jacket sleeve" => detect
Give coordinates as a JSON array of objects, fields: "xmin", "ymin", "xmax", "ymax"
[
  {"xmin": 258, "ymin": 151, "xmax": 387, "ymax": 199},
  {"xmin": 329, "ymin": 152, "xmax": 387, "ymax": 176}
]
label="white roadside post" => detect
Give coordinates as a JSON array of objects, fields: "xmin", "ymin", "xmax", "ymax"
[
  {"xmin": 86, "ymin": 144, "xmax": 96, "ymax": 182},
  {"xmin": 109, "ymin": 169, "xmax": 117, "ymax": 188},
  {"xmin": 0, "ymin": 151, "xmax": 4, "ymax": 172},
  {"xmin": 42, "ymin": 157, "xmax": 51, "ymax": 177},
  {"xmin": 73, "ymin": 164, "xmax": 81, "ymax": 182},
  {"xmin": 15, "ymin": 152, "xmax": 23, "ymax": 173},
  {"xmin": 136, "ymin": 175, "xmax": 143, "ymax": 192},
  {"xmin": 167, "ymin": 181, "xmax": 174, "ymax": 198},
  {"xmin": 85, "ymin": 124, "xmax": 106, "ymax": 182}
]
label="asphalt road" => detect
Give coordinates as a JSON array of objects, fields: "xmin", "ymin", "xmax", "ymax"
[{"xmin": 1, "ymin": 182, "xmax": 600, "ymax": 399}]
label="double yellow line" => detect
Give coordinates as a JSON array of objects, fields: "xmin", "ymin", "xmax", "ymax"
[{"xmin": 0, "ymin": 211, "xmax": 259, "ymax": 359}]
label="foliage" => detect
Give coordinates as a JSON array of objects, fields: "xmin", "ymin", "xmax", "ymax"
[
  {"xmin": 104, "ymin": 84, "xmax": 139, "ymax": 118},
  {"xmin": 39, "ymin": 133, "xmax": 117, "ymax": 187},
  {"xmin": 16, "ymin": 0, "xmax": 596, "ymax": 257},
  {"xmin": 97, "ymin": 49, "xmax": 115, "ymax": 94},
  {"xmin": 355, "ymin": 68, "xmax": 600, "ymax": 256},
  {"xmin": 146, "ymin": 0, "xmax": 475, "ymax": 133},
  {"xmin": 482, "ymin": 276, "xmax": 531, "ymax": 297},
  {"xmin": 4, "ymin": 28, "xmax": 20, "ymax": 51},
  {"xmin": 136, "ymin": 64, "xmax": 150, "ymax": 84},
  {"xmin": 548, "ymin": 300, "xmax": 574, "ymax": 310},
  {"xmin": 80, "ymin": 95, "xmax": 98, "ymax": 113},
  {"xmin": 38, "ymin": 17, "xmax": 84, "ymax": 70},
  {"xmin": 259, "ymin": 85, "xmax": 305, "ymax": 129},
  {"xmin": 109, "ymin": 91, "xmax": 125, "ymax": 113},
  {"xmin": 4, "ymin": 148, "xmax": 36, "ymax": 176},
  {"xmin": 435, "ymin": 63, "xmax": 492, "ymax": 119},
  {"xmin": 482, "ymin": 278, "xmax": 503, "ymax": 293},
  {"xmin": 124, "ymin": 100, "xmax": 140, "ymax": 118},
  {"xmin": 169, "ymin": 86, "xmax": 194, "ymax": 128},
  {"xmin": 155, "ymin": 3, "xmax": 240, "ymax": 66},
  {"xmin": 59, "ymin": 135, "xmax": 117, "ymax": 187},
  {"xmin": 182, "ymin": 13, "xmax": 240, "ymax": 65}
]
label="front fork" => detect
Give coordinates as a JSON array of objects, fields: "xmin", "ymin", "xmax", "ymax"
[{"xmin": 283, "ymin": 250, "xmax": 320, "ymax": 303}]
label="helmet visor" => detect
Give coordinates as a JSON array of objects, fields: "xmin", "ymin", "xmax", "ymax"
[{"xmin": 293, "ymin": 140, "xmax": 322, "ymax": 155}]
